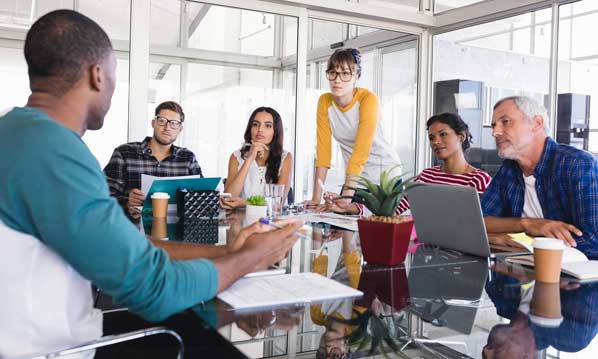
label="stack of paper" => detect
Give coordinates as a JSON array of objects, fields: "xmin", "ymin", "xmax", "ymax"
[
  {"xmin": 283, "ymin": 213, "xmax": 359, "ymax": 232},
  {"xmin": 217, "ymin": 272, "xmax": 362, "ymax": 309}
]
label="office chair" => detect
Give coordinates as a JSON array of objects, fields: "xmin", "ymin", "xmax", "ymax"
[{"xmin": 11, "ymin": 326, "xmax": 184, "ymax": 359}]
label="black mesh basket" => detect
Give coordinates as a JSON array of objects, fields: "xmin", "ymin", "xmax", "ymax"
[
  {"xmin": 175, "ymin": 218, "xmax": 219, "ymax": 244},
  {"xmin": 176, "ymin": 189, "xmax": 220, "ymax": 219}
]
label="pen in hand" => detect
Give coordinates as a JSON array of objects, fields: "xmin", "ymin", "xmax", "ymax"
[{"xmin": 259, "ymin": 218, "xmax": 310, "ymax": 241}]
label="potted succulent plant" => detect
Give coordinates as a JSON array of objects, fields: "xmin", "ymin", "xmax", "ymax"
[
  {"xmin": 245, "ymin": 195, "xmax": 268, "ymax": 217},
  {"xmin": 346, "ymin": 167, "xmax": 419, "ymax": 266}
]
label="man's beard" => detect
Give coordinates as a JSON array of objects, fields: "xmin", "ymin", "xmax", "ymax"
[
  {"xmin": 497, "ymin": 143, "xmax": 519, "ymax": 160},
  {"xmin": 154, "ymin": 134, "xmax": 176, "ymax": 146}
]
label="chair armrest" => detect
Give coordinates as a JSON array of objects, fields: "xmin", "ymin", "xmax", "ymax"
[{"xmin": 18, "ymin": 326, "xmax": 184, "ymax": 359}]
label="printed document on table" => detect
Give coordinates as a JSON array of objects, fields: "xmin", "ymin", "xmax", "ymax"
[
  {"xmin": 282, "ymin": 212, "xmax": 359, "ymax": 232},
  {"xmin": 217, "ymin": 272, "xmax": 362, "ymax": 310}
]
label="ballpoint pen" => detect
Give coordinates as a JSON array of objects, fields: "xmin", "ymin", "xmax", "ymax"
[{"xmin": 259, "ymin": 218, "xmax": 310, "ymax": 240}]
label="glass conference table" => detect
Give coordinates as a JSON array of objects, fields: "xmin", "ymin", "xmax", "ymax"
[{"xmin": 106, "ymin": 210, "xmax": 598, "ymax": 359}]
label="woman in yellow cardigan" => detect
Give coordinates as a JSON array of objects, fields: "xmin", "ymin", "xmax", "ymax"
[{"xmin": 305, "ymin": 48, "xmax": 401, "ymax": 208}]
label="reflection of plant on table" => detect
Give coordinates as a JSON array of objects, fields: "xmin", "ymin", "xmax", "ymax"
[{"xmin": 332, "ymin": 300, "xmax": 412, "ymax": 358}]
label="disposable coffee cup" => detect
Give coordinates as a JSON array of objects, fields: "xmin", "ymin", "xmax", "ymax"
[
  {"xmin": 533, "ymin": 237, "xmax": 565, "ymax": 283},
  {"xmin": 530, "ymin": 282, "xmax": 562, "ymax": 327},
  {"xmin": 151, "ymin": 217, "xmax": 168, "ymax": 239},
  {"xmin": 151, "ymin": 192, "xmax": 170, "ymax": 218}
]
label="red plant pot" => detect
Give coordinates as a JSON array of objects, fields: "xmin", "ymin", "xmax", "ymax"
[
  {"xmin": 355, "ymin": 264, "xmax": 411, "ymax": 312},
  {"xmin": 357, "ymin": 219, "xmax": 414, "ymax": 266}
]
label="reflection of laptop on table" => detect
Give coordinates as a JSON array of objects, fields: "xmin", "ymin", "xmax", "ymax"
[
  {"xmin": 408, "ymin": 245, "xmax": 489, "ymax": 334},
  {"xmin": 408, "ymin": 184, "xmax": 529, "ymax": 258}
]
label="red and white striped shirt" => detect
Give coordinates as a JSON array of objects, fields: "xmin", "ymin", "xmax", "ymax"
[{"xmin": 356, "ymin": 166, "xmax": 491, "ymax": 215}]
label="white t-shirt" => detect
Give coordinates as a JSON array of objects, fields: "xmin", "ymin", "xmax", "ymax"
[
  {"xmin": 522, "ymin": 175, "xmax": 544, "ymax": 219},
  {"xmin": 233, "ymin": 149, "xmax": 289, "ymax": 198}
]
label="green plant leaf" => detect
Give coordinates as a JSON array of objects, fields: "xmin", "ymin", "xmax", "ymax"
[
  {"xmin": 356, "ymin": 335, "xmax": 372, "ymax": 352},
  {"xmin": 356, "ymin": 190, "xmax": 381, "ymax": 213},
  {"xmin": 383, "ymin": 337, "xmax": 400, "ymax": 352},
  {"xmin": 379, "ymin": 196, "xmax": 399, "ymax": 216},
  {"xmin": 342, "ymin": 166, "xmax": 424, "ymax": 216},
  {"xmin": 380, "ymin": 343, "xmax": 391, "ymax": 359},
  {"xmin": 369, "ymin": 336, "xmax": 382, "ymax": 356},
  {"xmin": 246, "ymin": 195, "xmax": 266, "ymax": 206}
]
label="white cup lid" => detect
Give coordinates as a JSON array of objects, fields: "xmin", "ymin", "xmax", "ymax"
[
  {"xmin": 151, "ymin": 192, "xmax": 170, "ymax": 199},
  {"xmin": 533, "ymin": 237, "xmax": 566, "ymax": 250},
  {"xmin": 529, "ymin": 313, "xmax": 563, "ymax": 327}
]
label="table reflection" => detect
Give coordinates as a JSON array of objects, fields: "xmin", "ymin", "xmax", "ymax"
[
  {"xmin": 485, "ymin": 273, "xmax": 598, "ymax": 357},
  {"xmin": 132, "ymin": 211, "xmax": 598, "ymax": 358}
]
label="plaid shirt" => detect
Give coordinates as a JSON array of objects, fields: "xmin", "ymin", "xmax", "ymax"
[
  {"xmin": 103, "ymin": 137, "xmax": 203, "ymax": 209},
  {"xmin": 481, "ymin": 137, "xmax": 598, "ymax": 258}
]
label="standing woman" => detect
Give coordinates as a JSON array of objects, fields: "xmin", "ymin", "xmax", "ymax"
[
  {"xmin": 220, "ymin": 107, "xmax": 293, "ymax": 209},
  {"xmin": 305, "ymin": 48, "xmax": 401, "ymax": 207}
]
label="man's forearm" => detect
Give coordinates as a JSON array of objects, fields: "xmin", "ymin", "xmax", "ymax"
[
  {"xmin": 212, "ymin": 248, "xmax": 261, "ymax": 292},
  {"xmin": 151, "ymin": 239, "xmax": 230, "ymax": 260},
  {"xmin": 484, "ymin": 216, "xmax": 527, "ymax": 233}
]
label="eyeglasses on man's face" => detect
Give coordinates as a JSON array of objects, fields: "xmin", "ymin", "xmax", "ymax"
[
  {"xmin": 154, "ymin": 115, "xmax": 182, "ymax": 129},
  {"xmin": 326, "ymin": 70, "xmax": 354, "ymax": 82}
]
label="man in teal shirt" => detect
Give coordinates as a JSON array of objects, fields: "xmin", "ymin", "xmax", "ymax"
[{"xmin": 0, "ymin": 10, "xmax": 301, "ymax": 357}]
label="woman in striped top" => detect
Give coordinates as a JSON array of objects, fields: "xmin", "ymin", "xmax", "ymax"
[{"xmin": 325, "ymin": 113, "xmax": 491, "ymax": 215}]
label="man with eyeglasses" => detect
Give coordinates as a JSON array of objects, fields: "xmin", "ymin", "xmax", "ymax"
[{"xmin": 104, "ymin": 101, "xmax": 202, "ymax": 219}]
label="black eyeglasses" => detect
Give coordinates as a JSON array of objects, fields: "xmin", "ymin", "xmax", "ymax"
[
  {"xmin": 326, "ymin": 70, "xmax": 354, "ymax": 82},
  {"xmin": 154, "ymin": 115, "xmax": 182, "ymax": 129}
]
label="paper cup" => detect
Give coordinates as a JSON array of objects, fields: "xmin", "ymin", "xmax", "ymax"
[
  {"xmin": 533, "ymin": 238, "xmax": 565, "ymax": 283},
  {"xmin": 151, "ymin": 217, "xmax": 168, "ymax": 239},
  {"xmin": 151, "ymin": 192, "xmax": 170, "ymax": 218},
  {"xmin": 530, "ymin": 282, "xmax": 562, "ymax": 327}
]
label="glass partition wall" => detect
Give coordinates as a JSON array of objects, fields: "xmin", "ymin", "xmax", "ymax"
[
  {"xmin": 143, "ymin": 1, "xmax": 420, "ymax": 203},
  {"xmin": 557, "ymin": 1, "xmax": 598, "ymax": 153},
  {"xmin": 432, "ymin": 8, "xmax": 553, "ymax": 176},
  {"xmin": 145, "ymin": 1, "xmax": 297, "ymax": 183},
  {"xmin": 0, "ymin": 0, "xmax": 131, "ymax": 168}
]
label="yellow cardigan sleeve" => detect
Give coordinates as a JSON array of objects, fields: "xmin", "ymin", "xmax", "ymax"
[
  {"xmin": 315, "ymin": 94, "xmax": 333, "ymax": 169},
  {"xmin": 344, "ymin": 250, "xmax": 362, "ymax": 289},
  {"xmin": 346, "ymin": 91, "xmax": 380, "ymax": 176}
]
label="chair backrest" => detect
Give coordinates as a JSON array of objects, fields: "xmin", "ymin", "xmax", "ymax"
[{"xmin": 0, "ymin": 219, "xmax": 102, "ymax": 357}]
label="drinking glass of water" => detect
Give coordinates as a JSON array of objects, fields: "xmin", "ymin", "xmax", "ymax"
[{"xmin": 265, "ymin": 184, "xmax": 285, "ymax": 217}]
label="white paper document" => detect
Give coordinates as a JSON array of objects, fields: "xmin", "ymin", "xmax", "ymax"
[
  {"xmin": 217, "ymin": 272, "xmax": 363, "ymax": 310},
  {"xmin": 283, "ymin": 213, "xmax": 359, "ymax": 232}
]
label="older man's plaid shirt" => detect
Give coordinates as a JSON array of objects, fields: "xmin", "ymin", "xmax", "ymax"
[
  {"xmin": 481, "ymin": 138, "xmax": 598, "ymax": 259},
  {"xmin": 103, "ymin": 136, "xmax": 203, "ymax": 209}
]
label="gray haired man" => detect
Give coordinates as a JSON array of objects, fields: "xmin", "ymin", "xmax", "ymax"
[{"xmin": 482, "ymin": 96, "xmax": 598, "ymax": 258}]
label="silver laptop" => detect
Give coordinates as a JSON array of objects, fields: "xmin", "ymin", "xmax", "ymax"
[{"xmin": 408, "ymin": 183, "xmax": 529, "ymax": 258}]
